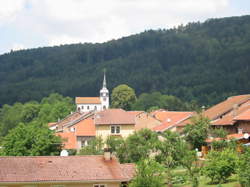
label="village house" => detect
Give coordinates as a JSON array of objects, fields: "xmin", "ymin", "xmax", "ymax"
[
  {"xmin": 131, "ymin": 111, "xmax": 162, "ymax": 131},
  {"xmin": 53, "ymin": 109, "xmax": 136, "ymax": 150},
  {"xmin": 150, "ymin": 109, "xmax": 195, "ymax": 133},
  {"xmin": 94, "ymin": 109, "xmax": 136, "ymax": 141},
  {"xmin": 204, "ymin": 94, "xmax": 250, "ymax": 136},
  {"xmin": 0, "ymin": 151, "xmax": 135, "ymax": 187}
]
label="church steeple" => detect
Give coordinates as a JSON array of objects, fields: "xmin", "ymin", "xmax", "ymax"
[
  {"xmin": 100, "ymin": 69, "xmax": 109, "ymax": 110},
  {"xmin": 103, "ymin": 70, "xmax": 107, "ymax": 88}
]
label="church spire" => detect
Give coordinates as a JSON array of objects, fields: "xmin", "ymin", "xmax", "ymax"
[{"xmin": 103, "ymin": 69, "xmax": 107, "ymax": 88}]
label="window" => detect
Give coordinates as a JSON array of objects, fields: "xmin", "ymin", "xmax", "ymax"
[
  {"xmin": 81, "ymin": 140, "xmax": 88, "ymax": 148},
  {"xmin": 77, "ymin": 107, "xmax": 80, "ymax": 112},
  {"xmin": 81, "ymin": 106, "xmax": 84, "ymax": 109},
  {"xmin": 103, "ymin": 97, "xmax": 106, "ymax": 101},
  {"xmin": 111, "ymin": 125, "xmax": 121, "ymax": 134},
  {"xmin": 94, "ymin": 106, "xmax": 97, "ymax": 110},
  {"xmin": 93, "ymin": 185, "xmax": 106, "ymax": 187},
  {"xmin": 87, "ymin": 106, "xmax": 90, "ymax": 110}
]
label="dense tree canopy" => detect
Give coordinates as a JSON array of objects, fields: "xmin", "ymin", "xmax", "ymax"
[
  {"xmin": 0, "ymin": 93, "xmax": 75, "ymax": 138},
  {"xmin": 183, "ymin": 114, "xmax": 210, "ymax": 149},
  {"xmin": 1, "ymin": 15, "xmax": 250, "ymax": 107},
  {"xmin": 111, "ymin": 84, "xmax": 137, "ymax": 110},
  {"xmin": 0, "ymin": 123, "xmax": 62, "ymax": 156}
]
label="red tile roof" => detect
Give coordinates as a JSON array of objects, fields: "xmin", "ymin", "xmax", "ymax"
[
  {"xmin": 75, "ymin": 97, "xmax": 101, "ymax": 104},
  {"xmin": 120, "ymin": 163, "xmax": 135, "ymax": 179},
  {"xmin": 0, "ymin": 156, "xmax": 133, "ymax": 183},
  {"xmin": 56, "ymin": 132, "xmax": 77, "ymax": 149},
  {"xmin": 152, "ymin": 111, "xmax": 194, "ymax": 132},
  {"xmin": 127, "ymin": 111, "xmax": 144, "ymax": 116},
  {"xmin": 75, "ymin": 117, "xmax": 96, "ymax": 136},
  {"xmin": 48, "ymin": 122, "xmax": 57, "ymax": 127},
  {"xmin": 234, "ymin": 109, "xmax": 250, "ymax": 121},
  {"xmin": 95, "ymin": 109, "xmax": 135, "ymax": 125},
  {"xmin": 227, "ymin": 133, "xmax": 244, "ymax": 140},
  {"xmin": 211, "ymin": 101, "xmax": 250, "ymax": 126},
  {"xmin": 56, "ymin": 112, "xmax": 83, "ymax": 131},
  {"xmin": 204, "ymin": 94, "xmax": 250, "ymax": 120},
  {"xmin": 206, "ymin": 134, "xmax": 245, "ymax": 143}
]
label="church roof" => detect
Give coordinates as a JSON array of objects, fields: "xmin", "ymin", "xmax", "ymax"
[{"xmin": 75, "ymin": 97, "xmax": 101, "ymax": 104}]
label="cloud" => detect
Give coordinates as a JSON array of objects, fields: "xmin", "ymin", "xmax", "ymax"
[
  {"xmin": 0, "ymin": 0, "xmax": 240, "ymax": 54},
  {"xmin": 11, "ymin": 43, "xmax": 26, "ymax": 51},
  {"xmin": 0, "ymin": 0, "xmax": 27, "ymax": 24},
  {"xmin": 48, "ymin": 34, "xmax": 83, "ymax": 46}
]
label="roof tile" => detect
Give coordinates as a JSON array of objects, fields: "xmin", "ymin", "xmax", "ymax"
[
  {"xmin": 0, "ymin": 156, "xmax": 133, "ymax": 182},
  {"xmin": 75, "ymin": 97, "xmax": 101, "ymax": 104}
]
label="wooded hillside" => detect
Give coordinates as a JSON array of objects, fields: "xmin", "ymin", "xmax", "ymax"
[{"xmin": 1, "ymin": 15, "xmax": 250, "ymax": 106}]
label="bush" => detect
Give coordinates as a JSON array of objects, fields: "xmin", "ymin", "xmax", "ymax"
[
  {"xmin": 237, "ymin": 147, "xmax": 250, "ymax": 187},
  {"xmin": 172, "ymin": 172, "xmax": 188, "ymax": 184},
  {"xmin": 203, "ymin": 149, "xmax": 237, "ymax": 184},
  {"xmin": 129, "ymin": 159, "xmax": 166, "ymax": 187}
]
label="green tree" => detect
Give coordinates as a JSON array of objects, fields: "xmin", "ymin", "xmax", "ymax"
[
  {"xmin": 1, "ymin": 123, "xmax": 62, "ymax": 156},
  {"xmin": 237, "ymin": 147, "xmax": 250, "ymax": 187},
  {"xmin": 123, "ymin": 129, "xmax": 159, "ymax": 163},
  {"xmin": 129, "ymin": 159, "xmax": 166, "ymax": 187},
  {"xmin": 111, "ymin": 84, "xmax": 137, "ymax": 110},
  {"xmin": 78, "ymin": 137, "xmax": 104, "ymax": 155},
  {"xmin": 106, "ymin": 135, "xmax": 124, "ymax": 153},
  {"xmin": 203, "ymin": 148, "xmax": 238, "ymax": 184},
  {"xmin": 177, "ymin": 142, "xmax": 200, "ymax": 187},
  {"xmin": 183, "ymin": 114, "xmax": 210, "ymax": 149},
  {"xmin": 21, "ymin": 102, "xmax": 40, "ymax": 123}
]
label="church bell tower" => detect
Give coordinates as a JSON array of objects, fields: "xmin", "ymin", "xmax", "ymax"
[{"xmin": 100, "ymin": 71, "xmax": 109, "ymax": 110}]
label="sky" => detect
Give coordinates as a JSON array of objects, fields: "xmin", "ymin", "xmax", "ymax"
[{"xmin": 0, "ymin": 0, "xmax": 249, "ymax": 55}]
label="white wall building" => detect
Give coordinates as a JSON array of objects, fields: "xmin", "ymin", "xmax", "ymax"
[{"xmin": 75, "ymin": 73, "xmax": 109, "ymax": 113}]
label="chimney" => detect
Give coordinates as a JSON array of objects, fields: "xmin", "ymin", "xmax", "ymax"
[
  {"xmin": 232, "ymin": 104, "xmax": 239, "ymax": 117},
  {"xmin": 103, "ymin": 148, "xmax": 112, "ymax": 161}
]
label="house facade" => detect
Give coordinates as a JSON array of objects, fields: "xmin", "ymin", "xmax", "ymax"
[{"xmin": 94, "ymin": 109, "xmax": 136, "ymax": 140}]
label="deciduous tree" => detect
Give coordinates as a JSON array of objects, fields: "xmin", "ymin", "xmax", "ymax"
[{"xmin": 111, "ymin": 84, "xmax": 136, "ymax": 110}]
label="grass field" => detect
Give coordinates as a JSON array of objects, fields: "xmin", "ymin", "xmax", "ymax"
[{"xmin": 172, "ymin": 167, "xmax": 240, "ymax": 187}]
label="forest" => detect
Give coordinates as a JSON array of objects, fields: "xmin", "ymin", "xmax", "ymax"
[{"xmin": 0, "ymin": 15, "xmax": 250, "ymax": 107}]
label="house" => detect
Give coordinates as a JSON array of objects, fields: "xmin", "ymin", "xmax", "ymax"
[
  {"xmin": 54, "ymin": 109, "xmax": 136, "ymax": 150},
  {"xmin": 0, "ymin": 152, "xmax": 135, "ymax": 187},
  {"xmin": 129, "ymin": 111, "xmax": 162, "ymax": 131},
  {"xmin": 203, "ymin": 95, "xmax": 250, "ymax": 150},
  {"xmin": 204, "ymin": 94, "xmax": 250, "ymax": 135},
  {"xmin": 95, "ymin": 109, "xmax": 136, "ymax": 140},
  {"xmin": 76, "ymin": 72, "xmax": 109, "ymax": 113},
  {"xmin": 150, "ymin": 109, "xmax": 195, "ymax": 133}
]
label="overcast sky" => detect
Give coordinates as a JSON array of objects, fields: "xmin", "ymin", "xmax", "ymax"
[{"xmin": 0, "ymin": 0, "xmax": 249, "ymax": 54}]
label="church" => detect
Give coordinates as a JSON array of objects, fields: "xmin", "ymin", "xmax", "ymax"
[{"xmin": 75, "ymin": 73, "xmax": 109, "ymax": 113}]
